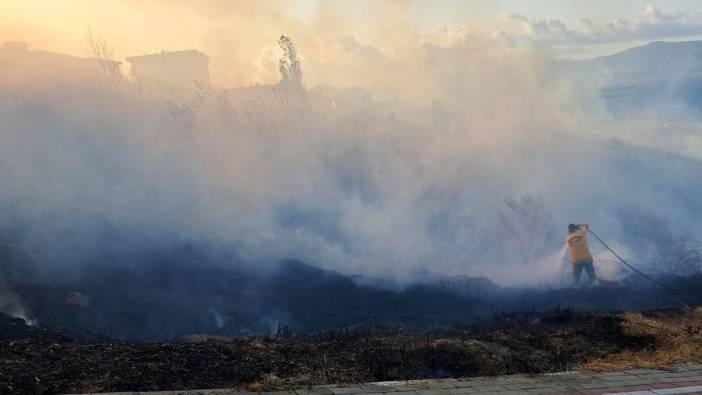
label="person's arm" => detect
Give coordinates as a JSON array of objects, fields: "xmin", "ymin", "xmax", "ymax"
[{"xmin": 574, "ymin": 224, "xmax": 588, "ymax": 236}]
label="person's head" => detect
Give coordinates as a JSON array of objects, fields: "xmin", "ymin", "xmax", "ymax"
[{"xmin": 568, "ymin": 224, "xmax": 579, "ymax": 233}]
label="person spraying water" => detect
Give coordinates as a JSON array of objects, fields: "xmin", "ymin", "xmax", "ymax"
[{"xmin": 566, "ymin": 224, "xmax": 600, "ymax": 288}]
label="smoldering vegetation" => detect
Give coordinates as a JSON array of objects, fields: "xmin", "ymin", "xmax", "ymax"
[
  {"xmin": 0, "ymin": 35, "xmax": 701, "ymax": 338},
  {"xmin": 8, "ymin": 256, "xmax": 702, "ymax": 341},
  {"xmin": 2, "ymin": 304, "xmax": 701, "ymax": 394}
]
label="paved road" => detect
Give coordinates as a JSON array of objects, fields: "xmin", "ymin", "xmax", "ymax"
[{"xmin": 69, "ymin": 362, "xmax": 702, "ymax": 395}]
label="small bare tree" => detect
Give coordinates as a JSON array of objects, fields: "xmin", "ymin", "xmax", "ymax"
[
  {"xmin": 617, "ymin": 208, "xmax": 701, "ymax": 276},
  {"xmin": 278, "ymin": 35, "xmax": 303, "ymax": 94},
  {"xmin": 500, "ymin": 194, "xmax": 556, "ymax": 266},
  {"xmin": 653, "ymin": 239, "xmax": 702, "ymax": 276},
  {"xmin": 241, "ymin": 34, "xmax": 307, "ymax": 137},
  {"xmin": 85, "ymin": 27, "xmax": 123, "ymax": 85}
]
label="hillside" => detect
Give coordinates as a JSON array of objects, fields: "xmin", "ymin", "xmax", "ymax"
[{"xmin": 568, "ymin": 40, "xmax": 702, "ymax": 120}]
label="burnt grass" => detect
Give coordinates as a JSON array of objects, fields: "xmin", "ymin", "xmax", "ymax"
[
  {"xmin": 2, "ymin": 258, "xmax": 701, "ymax": 394},
  {"xmin": 10, "ymin": 258, "xmax": 702, "ymax": 341},
  {"xmin": 0, "ymin": 308, "xmax": 659, "ymax": 395}
]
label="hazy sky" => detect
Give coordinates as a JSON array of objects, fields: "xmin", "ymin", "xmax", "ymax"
[{"xmin": 4, "ymin": 1, "xmax": 702, "ymax": 86}]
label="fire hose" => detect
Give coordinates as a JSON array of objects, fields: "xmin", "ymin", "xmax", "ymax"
[{"xmin": 587, "ymin": 228, "xmax": 688, "ymax": 308}]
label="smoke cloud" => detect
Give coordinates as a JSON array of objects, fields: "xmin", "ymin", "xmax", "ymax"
[{"xmin": 0, "ymin": 2, "xmax": 701, "ymax": 303}]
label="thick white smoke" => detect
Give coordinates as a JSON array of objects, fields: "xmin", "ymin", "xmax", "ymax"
[{"xmin": 0, "ymin": 26, "xmax": 700, "ymax": 297}]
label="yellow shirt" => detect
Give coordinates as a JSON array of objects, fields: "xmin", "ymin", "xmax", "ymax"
[{"xmin": 566, "ymin": 225, "xmax": 592, "ymax": 263}]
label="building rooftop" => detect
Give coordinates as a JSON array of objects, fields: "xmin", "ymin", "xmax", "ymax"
[
  {"xmin": 1, "ymin": 41, "xmax": 121, "ymax": 64},
  {"xmin": 125, "ymin": 49, "xmax": 208, "ymax": 62}
]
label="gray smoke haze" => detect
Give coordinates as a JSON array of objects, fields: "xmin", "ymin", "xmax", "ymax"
[{"xmin": 0, "ymin": 32, "xmax": 701, "ymax": 297}]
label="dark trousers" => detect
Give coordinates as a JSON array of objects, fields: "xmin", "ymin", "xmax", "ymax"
[{"xmin": 573, "ymin": 258, "xmax": 597, "ymax": 287}]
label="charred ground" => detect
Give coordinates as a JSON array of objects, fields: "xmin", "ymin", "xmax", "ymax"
[
  {"xmin": 3, "ymin": 306, "xmax": 701, "ymax": 394},
  {"xmin": 7, "ymin": 256, "xmax": 702, "ymax": 340},
  {"xmin": 2, "ymin": 256, "xmax": 702, "ymax": 394}
]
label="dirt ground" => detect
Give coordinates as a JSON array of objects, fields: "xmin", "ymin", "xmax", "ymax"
[{"xmin": 2, "ymin": 307, "xmax": 700, "ymax": 395}]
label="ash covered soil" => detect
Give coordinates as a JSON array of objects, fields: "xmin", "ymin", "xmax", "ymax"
[
  {"xmin": 2, "ymin": 260, "xmax": 702, "ymax": 394},
  {"xmin": 2, "ymin": 307, "xmax": 701, "ymax": 395},
  {"xmin": 10, "ymin": 259, "xmax": 702, "ymax": 341}
]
